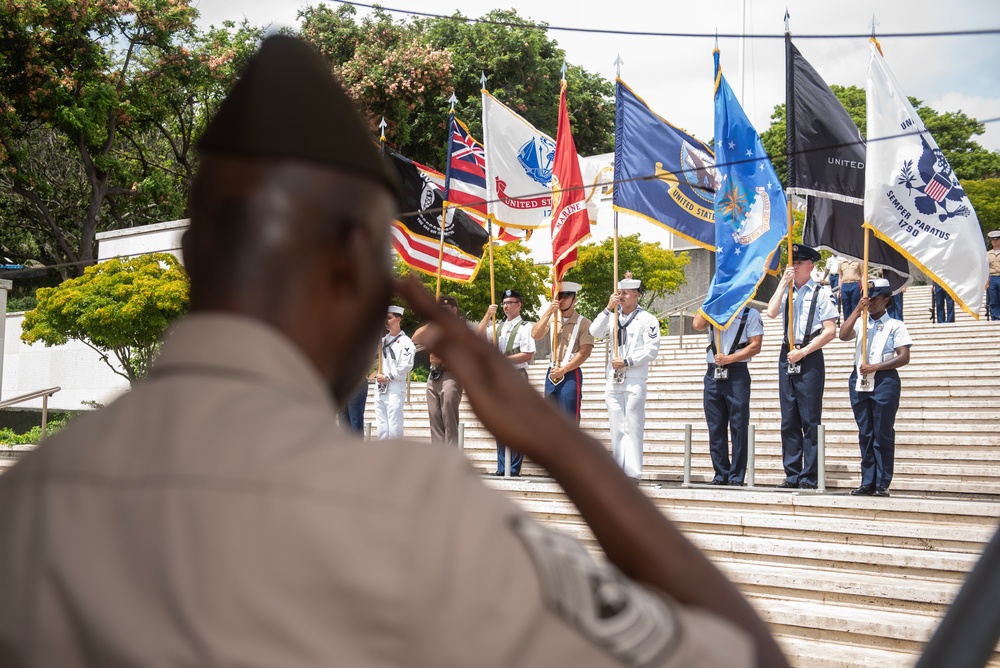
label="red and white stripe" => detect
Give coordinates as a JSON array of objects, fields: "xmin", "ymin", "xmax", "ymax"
[{"xmin": 390, "ymin": 222, "xmax": 482, "ymax": 283}]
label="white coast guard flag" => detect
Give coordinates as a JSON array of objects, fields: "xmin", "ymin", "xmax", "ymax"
[
  {"xmin": 864, "ymin": 39, "xmax": 988, "ymax": 317},
  {"xmin": 482, "ymin": 90, "xmax": 555, "ymax": 230}
]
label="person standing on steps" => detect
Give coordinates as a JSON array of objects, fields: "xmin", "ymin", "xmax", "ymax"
[
  {"xmin": 531, "ymin": 281, "xmax": 594, "ymax": 426},
  {"xmin": 766, "ymin": 244, "xmax": 838, "ymax": 490},
  {"xmin": 374, "ymin": 305, "xmax": 414, "ymax": 440},
  {"xmin": 589, "ymin": 277, "xmax": 661, "ymax": 481},
  {"xmin": 839, "ymin": 278, "xmax": 913, "ymax": 498},
  {"xmin": 413, "ymin": 294, "xmax": 465, "ymax": 446},
  {"xmin": 692, "ymin": 307, "xmax": 764, "ymax": 487},
  {"xmin": 477, "ymin": 289, "xmax": 535, "ymax": 476},
  {"xmin": 987, "ymin": 230, "xmax": 1000, "ymax": 320}
]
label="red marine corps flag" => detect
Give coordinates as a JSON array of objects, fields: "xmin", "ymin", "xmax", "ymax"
[{"xmin": 550, "ymin": 77, "xmax": 591, "ymax": 283}]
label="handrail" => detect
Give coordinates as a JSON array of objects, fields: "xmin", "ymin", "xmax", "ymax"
[
  {"xmin": 0, "ymin": 386, "xmax": 61, "ymax": 410},
  {"xmin": 0, "ymin": 386, "xmax": 61, "ymax": 441}
]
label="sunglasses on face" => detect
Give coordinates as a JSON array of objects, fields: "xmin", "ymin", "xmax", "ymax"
[{"xmin": 557, "ymin": 292, "xmax": 575, "ymax": 299}]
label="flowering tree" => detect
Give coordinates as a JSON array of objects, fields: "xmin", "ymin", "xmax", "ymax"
[
  {"xmin": 0, "ymin": 0, "xmax": 260, "ymax": 274},
  {"xmin": 21, "ymin": 253, "xmax": 189, "ymax": 385},
  {"xmin": 299, "ymin": 5, "xmax": 615, "ymax": 168}
]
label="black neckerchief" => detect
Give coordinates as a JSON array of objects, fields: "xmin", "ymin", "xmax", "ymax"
[
  {"xmin": 617, "ymin": 307, "xmax": 641, "ymax": 348},
  {"xmin": 382, "ymin": 332, "xmax": 402, "ymax": 361}
]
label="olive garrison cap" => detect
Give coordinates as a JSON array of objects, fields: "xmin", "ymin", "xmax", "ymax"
[{"xmin": 197, "ymin": 34, "xmax": 401, "ymax": 205}]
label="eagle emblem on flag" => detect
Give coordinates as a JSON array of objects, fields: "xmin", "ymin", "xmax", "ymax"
[{"xmin": 897, "ymin": 135, "xmax": 971, "ymax": 222}]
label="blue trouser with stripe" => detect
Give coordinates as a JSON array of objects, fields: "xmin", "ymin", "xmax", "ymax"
[
  {"xmin": 778, "ymin": 348, "xmax": 825, "ymax": 487},
  {"xmin": 544, "ymin": 367, "xmax": 583, "ymax": 426}
]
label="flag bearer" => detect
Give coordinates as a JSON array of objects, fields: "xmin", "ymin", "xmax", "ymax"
[
  {"xmin": 839, "ymin": 279, "xmax": 913, "ymax": 497},
  {"xmin": 374, "ymin": 305, "xmax": 414, "ymax": 440},
  {"xmin": 531, "ymin": 281, "xmax": 594, "ymax": 425},
  {"xmin": 988, "ymin": 230, "xmax": 1000, "ymax": 320}
]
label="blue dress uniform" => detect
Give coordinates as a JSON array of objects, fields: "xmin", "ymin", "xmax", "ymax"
[
  {"xmin": 702, "ymin": 307, "xmax": 763, "ymax": 485},
  {"xmin": 987, "ymin": 233, "xmax": 1000, "ymax": 320},
  {"xmin": 776, "ymin": 273, "xmax": 838, "ymax": 489},
  {"xmin": 847, "ymin": 311, "xmax": 911, "ymax": 494}
]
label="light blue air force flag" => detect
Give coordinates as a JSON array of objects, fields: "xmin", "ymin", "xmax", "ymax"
[
  {"xmin": 700, "ymin": 50, "xmax": 788, "ymax": 329},
  {"xmin": 613, "ymin": 79, "xmax": 716, "ymax": 250}
]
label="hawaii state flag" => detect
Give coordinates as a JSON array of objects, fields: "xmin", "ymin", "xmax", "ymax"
[
  {"xmin": 864, "ymin": 39, "xmax": 987, "ymax": 317},
  {"xmin": 389, "ymin": 151, "xmax": 489, "ymax": 283},
  {"xmin": 700, "ymin": 49, "xmax": 788, "ymax": 329},
  {"xmin": 550, "ymin": 80, "xmax": 591, "ymax": 283}
]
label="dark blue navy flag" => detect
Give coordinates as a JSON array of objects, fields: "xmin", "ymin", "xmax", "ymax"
[
  {"xmin": 701, "ymin": 50, "xmax": 788, "ymax": 329},
  {"xmin": 613, "ymin": 79, "xmax": 716, "ymax": 250}
]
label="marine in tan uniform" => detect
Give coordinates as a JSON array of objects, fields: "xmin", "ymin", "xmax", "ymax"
[
  {"xmin": 838, "ymin": 257, "xmax": 864, "ymax": 320},
  {"xmin": 530, "ymin": 280, "xmax": 594, "ymax": 425},
  {"xmin": 988, "ymin": 230, "xmax": 1000, "ymax": 320},
  {"xmin": 0, "ymin": 36, "xmax": 788, "ymax": 668}
]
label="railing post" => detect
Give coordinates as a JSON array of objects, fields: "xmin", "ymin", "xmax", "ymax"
[
  {"xmin": 747, "ymin": 424, "xmax": 756, "ymax": 487},
  {"xmin": 683, "ymin": 423, "xmax": 692, "ymax": 486},
  {"xmin": 678, "ymin": 312, "xmax": 684, "ymax": 346},
  {"xmin": 41, "ymin": 393, "xmax": 49, "ymax": 441},
  {"xmin": 817, "ymin": 424, "xmax": 826, "ymax": 492},
  {"xmin": 457, "ymin": 423, "xmax": 464, "ymax": 450},
  {"xmin": 504, "ymin": 446, "xmax": 511, "ymax": 479},
  {"xmin": 364, "ymin": 422, "xmax": 372, "ymax": 441}
]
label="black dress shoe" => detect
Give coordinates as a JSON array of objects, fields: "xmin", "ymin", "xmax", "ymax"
[
  {"xmin": 707, "ymin": 479, "xmax": 727, "ymax": 485},
  {"xmin": 799, "ymin": 482, "xmax": 817, "ymax": 490},
  {"xmin": 776, "ymin": 480, "xmax": 798, "ymax": 489},
  {"xmin": 874, "ymin": 487, "xmax": 890, "ymax": 497},
  {"xmin": 490, "ymin": 471, "xmax": 504, "ymax": 477},
  {"xmin": 729, "ymin": 480, "xmax": 745, "ymax": 486},
  {"xmin": 850, "ymin": 484, "xmax": 875, "ymax": 496}
]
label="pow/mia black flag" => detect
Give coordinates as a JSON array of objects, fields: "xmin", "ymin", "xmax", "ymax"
[
  {"xmin": 786, "ymin": 34, "xmax": 910, "ymax": 291},
  {"xmin": 785, "ymin": 38, "xmax": 866, "ymax": 201},
  {"xmin": 387, "ymin": 150, "xmax": 489, "ymax": 282}
]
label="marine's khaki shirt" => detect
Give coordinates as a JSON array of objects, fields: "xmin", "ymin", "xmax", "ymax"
[
  {"xmin": 989, "ymin": 248, "xmax": 1000, "ymax": 276},
  {"xmin": 839, "ymin": 259, "xmax": 864, "ymax": 282},
  {"xmin": 550, "ymin": 310, "xmax": 596, "ymax": 366},
  {"xmin": 0, "ymin": 314, "xmax": 752, "ymax": 668}
]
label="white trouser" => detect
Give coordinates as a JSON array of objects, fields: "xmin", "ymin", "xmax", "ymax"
[
  {"xmin": 604, "ymin": 378, "xmax": 647, "ymax": 479},
  {"xmin": 374, "ymin": 390, "xmax": 404, "ymax": 440}
]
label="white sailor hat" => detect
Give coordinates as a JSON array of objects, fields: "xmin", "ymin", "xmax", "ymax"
[
  {"xmin": 558, "ymin": 281, "xmax": 582, "ymax": 294},
  {"xmin": 618, "ymin": 278, "xmax": 641, "ymax": 290},
  {"xmin": 867, "ymin": 278, "xmax": 892, "ymax": 297},
  {"xmin": 387, "ymin": 305, "xmax": 405, "ymax": 316},
  {"xmin": 988, "ymin": 230, "xmax": 1000, "ymax": 239}
]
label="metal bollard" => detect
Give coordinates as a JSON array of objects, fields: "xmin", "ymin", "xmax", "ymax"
[
  {"xmin": 817, "ymin": 424, "xmax": 826, "ymax": 492},
  {"xmin": 504, "ymin": 446, "xmax": 511, "ymax": 478},
  {"xmin": 682, "ymin": 424, "xmax": 692, "ymax": 486},
  {"xmin": 364, "ymin": 422, "xmax": 372, "ymax": 441},
  {"xmin": 747, "ymin": 424, "xmax": 756, "ymax": 488},
  {"xmin": 458, "ymin": 423, "xmax": 465, "ymax": 450}
]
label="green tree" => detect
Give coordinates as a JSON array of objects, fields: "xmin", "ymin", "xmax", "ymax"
[
  {"xmin": 965, "ymin": 178, "xmax": 1000, "ymax": 234},
  {"xmin": 299, "ymin": 6, "xmax": 615, "ymax": 168},
  {"xmin": 21, "ymin": 253, "xmax": 189, "ymax": 384},
  {"xmin": 395, "ymin": 241, "xmax": 548, "ymax": 327},
  {"xmin": 760, "ymin": 84, "xmax": 1000, "ymax": 185},
  {"xmin": 567, "ymin": 234, "xmax": 690, "ymax": 319},
  {"xmin": 0, "ymin": 2, "xmax": 261, "ymax": 274}
]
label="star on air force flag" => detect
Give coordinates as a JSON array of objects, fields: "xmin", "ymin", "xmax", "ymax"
[
  {"xmin": 700, "ymin": 49, "xmax": 788, "ymax": 329},
  {"xmin": 864, "ymin": 38, "xmax": 988, "ymax": 317}
]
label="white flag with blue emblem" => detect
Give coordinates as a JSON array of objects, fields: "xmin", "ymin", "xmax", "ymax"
[
  {"xmin": 482, "ymin": 90, "xmax": 555, "ymax": 230},
  {"xmin": 864, "ymin": 39, "xmax": 988, "ymax": 317}
]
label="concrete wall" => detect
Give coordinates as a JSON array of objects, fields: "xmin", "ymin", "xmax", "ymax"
[{"xmin": 0, "ymin": 222, "xmax": 187, "ymax": 413}]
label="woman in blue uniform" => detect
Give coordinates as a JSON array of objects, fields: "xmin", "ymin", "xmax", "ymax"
[{"xmin": 838, "ymin": 278, "xmax": 913, "ymax": 497}]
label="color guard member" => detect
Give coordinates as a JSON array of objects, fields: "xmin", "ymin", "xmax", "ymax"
[
  {"xmin": 374, "ymin": 305, "xmax": 415, "ymax": 440},
  {"xmin": 766, "ymin": 244, "xmax": 838, "ymax": 489},
  {"xmin": 531, "ymin": 281, "xmax": 594, "ymax": 424}
]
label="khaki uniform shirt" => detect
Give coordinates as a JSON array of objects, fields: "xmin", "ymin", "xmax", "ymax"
[
  {"xmin": 839, "ymin": 259, "xmax": 864, "ymax": 282},
  {"xmin": 0, "ymin": 314, "xmax": 751, "ymax": 668},
  {"xmin": 551, "ymin": 310, "xmax": 595, "ymax": 366},
  {"xmin": 988, "ymin": 248, "xmax": 1000, "ymax": 276}
]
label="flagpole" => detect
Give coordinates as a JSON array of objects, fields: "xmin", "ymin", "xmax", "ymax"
[
  {"xmin": 612, "ymin": 211, "xmax": 619, "ymax": 359},
  {"xmin": 861, "ymin": 226, "xmax": 870, "ymax": 371},
  {"xmin": 783, "ymin": 16, "xmax": 796, "ymax": 354},
  {"xmin": 437, "ymin": 97, "xmax": 460, "ymax": 300}
]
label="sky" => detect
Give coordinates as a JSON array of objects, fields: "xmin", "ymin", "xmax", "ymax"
[{"xmin": 191, "ymin": 0, "xmax": 1000, "ymax": 153}]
